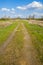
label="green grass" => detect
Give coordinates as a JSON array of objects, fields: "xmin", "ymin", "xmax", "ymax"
[
  {"xmin": 0, "ymin": 19, "xmax": 43, "ymax": 64},
  {"xmin": 0, "ymin": 22, "xmax": 18, "ymax": 46},
  {"xmin": 0, "ymin": 24, "xmax": 24, "ymax": 65},
  {"xmin": 23, "ymin": 20, "xmax": 43, "ymax": 63}
]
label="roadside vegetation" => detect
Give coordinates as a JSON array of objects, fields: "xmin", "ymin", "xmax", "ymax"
[
  {"xmin": 23, "ymin": 20, "xmax": 43, "ymax": 63},
  {"xmin": 0, "ymin": 22, "xmax": 18, "ymax": 46},
  {"xmin": 0, "ymin": 19, "xmax": 43, "ymax": 65},
  {"xmin": 0, "ymin": 23, "xmax": 24, "ymax": 65}
]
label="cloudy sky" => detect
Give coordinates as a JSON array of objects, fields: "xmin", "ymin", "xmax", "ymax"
[{"xmin": 0, "ymin": 0, "xmax": 43, "ymax": 18}]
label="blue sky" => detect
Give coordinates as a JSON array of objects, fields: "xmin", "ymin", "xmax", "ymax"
[{"xmin": 0, "ymin": 0, "xmax": 43, "ymax": 18}]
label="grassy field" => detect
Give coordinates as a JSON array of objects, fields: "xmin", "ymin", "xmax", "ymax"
[
  {"xmin": 0, "ymin": 21, "xmax": 18, "ymax": 46},
  {"xmin": 23, "ymin": 20, "xmax": 43, "ymax": 63},
  {"xmin": 0, "ymin": 22, "xmax": 24, "ymax": 65},
  {"xmin": 0, "ymin": 19, "xmax": 43, "ymax": 65}
]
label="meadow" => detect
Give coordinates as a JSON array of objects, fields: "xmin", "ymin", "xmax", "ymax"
[
  {"xmin": 0, "ymin": 20, "xmax": 18, "ymax": 46},
  {"xmin": 0, "ymin": 19, "xmax": 43, "ymax": 65},
  {"xmin": 23, "ymin": 20, "xmax": 43, "ymax": 63}
]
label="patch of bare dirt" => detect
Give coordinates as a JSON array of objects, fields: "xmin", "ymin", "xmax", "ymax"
[
  {"xmin": 27, "ymin": 20, "xmax": 43, "ymax": 26},
  {"xmin": 0, "ymin": 22, "xmax": 12, "ymax": 27}
]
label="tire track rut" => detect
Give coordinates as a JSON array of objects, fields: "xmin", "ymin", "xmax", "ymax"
[
  {"xmin": 0, "ymin": 24, "xmax": 19, "ymax": 54},
  {"xmin": 21, "ymin": 23, "xmax": 41, "ymax": 65}
]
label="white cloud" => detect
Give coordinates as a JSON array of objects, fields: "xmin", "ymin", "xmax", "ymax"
[
  {"xmin": 17, "ymin": 6, "xmax": 26, "ymax": 10},
  {"xmin": 1, "ymin": 8, "xmax": 10, "ymax": 11},
  {"xmin": 10, "ymin": 8, "xmax": 15, "ymax": 14},
  {"xmin": 1, "ymin": 8, "xmax": 15, "ymax": 14},
  {"xmin": 17, "ymin": 1, "xmax": 43, "ymax": 10},
  {"xmin": 11, "ymin": 8, "xmax": 15, "ymax": 11},
  {"xmin": 27, "ymin": 1, "xmax": 43, "ymax": 8}
]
